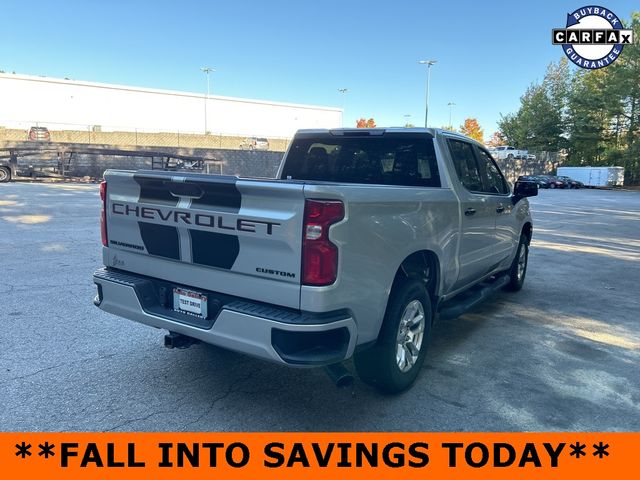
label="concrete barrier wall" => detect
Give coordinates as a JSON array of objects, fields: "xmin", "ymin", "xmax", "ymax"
[{"xmin": 67, "ymin": 148, "xmax": 283, "ymax": 179}]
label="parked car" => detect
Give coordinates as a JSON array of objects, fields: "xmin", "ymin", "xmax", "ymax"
[
  {"xmin": 536, "ymin": 175, "xmax": 566, "ymax": 189},
  {"xmin": 27, "ymin": 126, "xmax": 51, "ymax": 142},
  {"xmin": 94, "ymin": 128, "xmax": 536, "ymax": 393},
  {"xmin": 556, "ymin": 175, "xmax": 584, "ymax": 189},
  {"xmin": 517, "ymin": 175, "xmax": 545, "ymax": 188},
  {"xmin": 239, "ymin": 137, "xmax": 269, "ymax": 151}
]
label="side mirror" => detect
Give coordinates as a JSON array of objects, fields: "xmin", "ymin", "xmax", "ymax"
[{"xmin": 512, "ymin": 181, "xmax": 538, "ymax": 204}]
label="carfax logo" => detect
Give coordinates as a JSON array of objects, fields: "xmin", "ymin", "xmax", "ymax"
[{"xmin": 552, "ymin": 6, "xmax": 634, "ymax": 69}]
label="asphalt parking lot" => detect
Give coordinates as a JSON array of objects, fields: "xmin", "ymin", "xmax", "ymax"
[{"xmin": 1, "ymin": 182, "xmax": 639, "ymax": 431}]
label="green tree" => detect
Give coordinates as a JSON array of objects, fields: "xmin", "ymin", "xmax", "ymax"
[
  {"xmin": 498, "ymin": 81, "xmax": 564, "ymax": 151},
  {"xmin": 565, "ymin": 12, "xmax": 640, "ymax": 182},
  {"xmin": 543, "ymin": 57, "xmax": 571, "ymax": 147},
  {"xmin": 607, "ymin": 12, "xmax": 640, "ymax": 183},
  {"xmin": 493, "ymin": 11, "xmax": 640, "ymax": 182},
  {"xmin": 566, "ymin": 69, "xmax": 613, "ymax": 164}
]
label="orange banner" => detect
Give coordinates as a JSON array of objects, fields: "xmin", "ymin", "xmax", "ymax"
[{"xmin": 1, "ymin": 433, "xmax": 636, "ymax": 480}]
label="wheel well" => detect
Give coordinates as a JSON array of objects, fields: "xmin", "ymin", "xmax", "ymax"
[
  {"xmin": 522, "ymin": 222, "xmax": 533, "ymax": 245},
  {"xmin": 392, "ymin": 251, "xmax": 440, "ymax": 316}
]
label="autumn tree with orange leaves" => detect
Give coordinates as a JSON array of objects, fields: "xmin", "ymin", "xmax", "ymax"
[
  {"xmin": 356, "ymin": 118, "xmax": 376, "ymax": 128},
  {"xmin": 486, "ymin": 131, "xmax": 506, "ymax": 147},
  {"xmin": 459, "ymin": 118, "xmax": 484, "ymax": 142}
]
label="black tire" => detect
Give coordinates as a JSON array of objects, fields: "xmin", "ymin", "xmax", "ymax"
[
  {"xmin": 0, "ymin": 167, "xmax": 11, "ymax": 183},
  {"xmin": 549, "ymin": 183, "xmax": 556, "ymax": 189},
  {"xmin": 504, "ymin": 234, "xmax": 529, "ymax": 292},
  {"xmin": 354, "ymin": 278, "xmax": 432, "ymax": 394}
]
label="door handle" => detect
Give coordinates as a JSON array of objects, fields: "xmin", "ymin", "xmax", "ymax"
[
  {"xmin": 166, "ymin": 182, "xmax": 204, "ymax": 199},
  {"xmin": 496, "ymin": 204, "xmax": 505, "ymax": 213},
  {"xmin": 464, "ymin": 208, "xmax": 476, "ymax": 216}
]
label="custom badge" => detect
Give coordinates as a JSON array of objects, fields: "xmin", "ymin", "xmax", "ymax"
[{"xmin": 552, "ymin": 6, "xmax": 634, "ymax": 69}]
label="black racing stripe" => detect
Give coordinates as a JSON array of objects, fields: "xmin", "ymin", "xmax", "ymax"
[
  {"xmin": 187, "ymin": 179, "xmax": 241, "ymax": 213},
  {"xmin": 133, "ymin": 174, "xmax": 179, "ymax": 206},
  {"xmin": 189, "ymin": 229, "xmax": 239, "ymax": 269},
  {"xmin": 138, "ymin": 222, "xmax": 180, "ymax": 260}
]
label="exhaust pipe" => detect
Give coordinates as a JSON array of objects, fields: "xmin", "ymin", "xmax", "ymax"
[
  {"xmin": 324, "ymin": 363, "xmax": 354, "ymax": 389},
  {"xmin": 164, "ymin": 332, "xmax": 200, "ymax": 349}
]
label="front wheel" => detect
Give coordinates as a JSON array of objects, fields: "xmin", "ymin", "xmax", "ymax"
[
  {"xmin": 504, "ymin": 234, "xmax": 529, "ymax": 292},
  {"xmin": 0, "ymin": 167, "xmax": 11, "ymax": 183},
  {"xmin": 354, "ymin": 278, "xmax": 432, "ymax": 394}
]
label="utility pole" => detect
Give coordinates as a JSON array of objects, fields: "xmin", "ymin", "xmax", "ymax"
[
  {"xmin": 418, "ymin": 60, "xmax": 437, "ymax": 128},
  {"xmin": 201, "ymin": 67, "xmax": 215, "ymax": 134}
]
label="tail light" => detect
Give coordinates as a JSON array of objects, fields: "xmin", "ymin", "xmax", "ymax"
[
  {"xmin": 100, "ymin": 181, "xmax": 108, "ymax": 247},
  {"xmin": 302, "ymin": 200, "xmax": 344, "ymax": 286}
]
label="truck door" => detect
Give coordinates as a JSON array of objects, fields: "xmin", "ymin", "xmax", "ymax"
[
  {"xmin": 447, "ymin": 139, "xmax": 500, "ymax": 289},
  {"xmin": 474, "ymin": 146, "xmax": 516, "ymax": 266}
]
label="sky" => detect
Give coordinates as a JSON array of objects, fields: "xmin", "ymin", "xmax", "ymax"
[{"xmin": 0, "ymin": 0, "xmax": 637, "ymax": 136}]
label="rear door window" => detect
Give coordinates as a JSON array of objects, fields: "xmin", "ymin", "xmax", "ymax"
[
  {"xmin": 475, "ymin": 148, "xmax": 510, "ymax": 194},
  {"xmin": 448, "ymin": 139, "xmax": 483, "ymax": 192}
]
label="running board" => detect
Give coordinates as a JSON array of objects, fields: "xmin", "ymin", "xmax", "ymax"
[{"xmin": 437, "ymin": 275, "xmax": 510, "ymax": 321}]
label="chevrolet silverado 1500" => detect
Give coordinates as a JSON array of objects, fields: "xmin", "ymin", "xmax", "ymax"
[{"xmin": 93, "ymin": 128, "xmax": 537, "ymax": 392}]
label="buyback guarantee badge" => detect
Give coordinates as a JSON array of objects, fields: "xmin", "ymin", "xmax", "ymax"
[{"xmin": 553, "ymin": 6, "xmax": 634, "ymax": 69}]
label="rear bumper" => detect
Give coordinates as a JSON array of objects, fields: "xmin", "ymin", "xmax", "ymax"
[{"xmin": 93, "ymin": 268, "xmax": 357, "ymax": 366}]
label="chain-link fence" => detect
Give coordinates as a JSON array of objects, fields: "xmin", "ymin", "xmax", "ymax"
[
  {"xmin": 495, "ymin": 151, "xmax": 562, "ymax": 183},
  {"xmin": 0, "ymin": 122, "xmax": 291, "ymax": 152}
]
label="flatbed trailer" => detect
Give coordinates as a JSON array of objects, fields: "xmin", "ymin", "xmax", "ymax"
[{"xmin": 0, "ymin": 141, "xmax": 221, "ymax": 182}]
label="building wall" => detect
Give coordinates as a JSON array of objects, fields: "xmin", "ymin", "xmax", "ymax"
[{"xmin": 0, "ymin": 73, "xmax": 342, "ymax": 138}]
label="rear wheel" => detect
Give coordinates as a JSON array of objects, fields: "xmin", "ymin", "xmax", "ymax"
[
  {"xmin": 549, "ymin": 183, "xmax": 556, "ymax": 189},
  {"xmin": 354, "ymin": 278, "xmax": 432, "ymax": 394},
  {"xmin": 504, "ymin": 234, "xmax": 528, "ymax": 292},
  {"xmin": 0, "ymin": 167, "xmax": 11, "ymax": 183}
]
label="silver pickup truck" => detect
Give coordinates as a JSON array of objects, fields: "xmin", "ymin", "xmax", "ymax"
[{"xmin": 93, "ymin": 128, "xmax": 537, "ymax": 393}]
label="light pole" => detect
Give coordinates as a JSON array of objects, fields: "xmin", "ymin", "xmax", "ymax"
[
  {"xmin": 338, "ymin": 88, "xmax": 349, "ymax": 126},
  {"xmin": 200, "ymin": 66, "xmax": 215, "ymax": 134},
  {"xmin": 418, "ymin": 60, "xmax": 437, "ymax": 128},
  {"xmin": 447, "ymin": 102, "xmax": 456, "ymax": 129}
]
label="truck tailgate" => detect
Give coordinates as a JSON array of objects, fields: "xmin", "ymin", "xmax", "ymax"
[{"xmin": 103, "ymin": 170, "xmax": 305, "ymax": 309}]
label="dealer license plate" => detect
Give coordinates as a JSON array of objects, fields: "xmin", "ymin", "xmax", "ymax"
[{"xmin": 173, "ymin": 287, "xmax": 208, "ymax": 318}]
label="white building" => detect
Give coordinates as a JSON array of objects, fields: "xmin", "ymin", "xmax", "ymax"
[{"xmin": 0, "ymin": 73, "xmax": 342, "ymax": 138}]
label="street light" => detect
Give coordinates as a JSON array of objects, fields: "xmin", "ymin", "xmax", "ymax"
[
  {"xmin": 338, "ymin": 88, "xmax": 349, "ymax": 126},
  {"xmin": 418, "ymin": 60, "xmax": 437, "ymax": 128},
  {"xmin": 201, "ymin": 66, "xmax": 215, "ymax": 134},
  {"xmin": 447, "ymin": 102, "xmax": 456, "ymax": 129}
]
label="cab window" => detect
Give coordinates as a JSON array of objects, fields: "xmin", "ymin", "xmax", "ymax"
[
  {"xmin": 448, "ymin": 139, "xmax": 483, "ymax": 192},
  {"xmin": 476, "ymin": 148, "xmax": 509, "ymax": 194}
]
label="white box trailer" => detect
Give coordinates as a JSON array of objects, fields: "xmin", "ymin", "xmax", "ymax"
[{"xmin": 556, "ymin": 166, "xmax": 624, "ymax": 187}]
